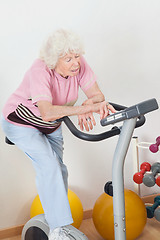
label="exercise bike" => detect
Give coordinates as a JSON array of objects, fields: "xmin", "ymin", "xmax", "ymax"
[{"xmin": 5, "ymin": 98, "xmax": 159, "ymax": 240}]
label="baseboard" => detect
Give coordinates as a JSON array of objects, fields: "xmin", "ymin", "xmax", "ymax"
[
  {"xmin": 83, "ymin": 209, "xmax": 93, "ymax": 220},
  {"xmin": 0, "ymin": 194, "xmax": 159, "ymax": 239},
  {"xmin": 0, "ymin": 225, "xmax": 24, "ymax": 239},
  {"xmin": 141, "ymin": 193, "xmax": 160, "ymax": 204}
]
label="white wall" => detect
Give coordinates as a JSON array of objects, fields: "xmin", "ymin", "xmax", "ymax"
[{"xmin": 0, "ymin": 0, "xmax": 160, "ymax": 229}]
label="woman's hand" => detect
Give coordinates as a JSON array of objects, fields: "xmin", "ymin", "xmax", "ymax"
[
  {"xmin": 78, "ymin": 112, "xmax": 96, "ymax": 131},
  {"xmin": 98, "ymin": 101, "xmax": 116, "ymax": 120},
  {"xmin": 78, "ymin": 101, "xmax": 116, "ymax": 131}
]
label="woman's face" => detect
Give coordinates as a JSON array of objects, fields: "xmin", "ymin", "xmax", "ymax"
[{"xmin": 55, "ymin": 52, "xmax": 81, "ymax": 78}]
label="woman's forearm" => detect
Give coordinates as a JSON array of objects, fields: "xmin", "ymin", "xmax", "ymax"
[
  {"xmin": 90, "ymin": 93, "xmax": 105, "ymax": 103},
  {"xmin": 45, "ymin": 105, "xmax": 92, "ymax": 121},
  {"xmin": 82, "ymin": 93, "xmax": 105, "ymax": 105},
  {"xmin": 38, "ymin": 101, "xmax": 101, "ymax": 122}
]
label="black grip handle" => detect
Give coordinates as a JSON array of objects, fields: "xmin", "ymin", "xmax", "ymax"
[
  {"xmin": 62, "ymin": 116, "xmax": 120, "ymax": 142},
  {"xmin": 135, "ymin": 115, "xmax": 146, "ymax": 128}
]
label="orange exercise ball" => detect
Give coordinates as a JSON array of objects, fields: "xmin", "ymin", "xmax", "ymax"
[
  {"xmin": 30, "ymin": 189, "xmax": 83, "ymax": 229},
  {"xmin": 92, "ymin": 189, "xmax": 147, "ymax": 240}
]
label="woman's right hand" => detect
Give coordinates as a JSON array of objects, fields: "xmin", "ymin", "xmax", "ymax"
[{"xmin": 78, "ymin": 112, "xmax": 96, "ymax": 131}]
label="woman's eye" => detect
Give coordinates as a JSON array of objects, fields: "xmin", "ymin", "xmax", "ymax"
[
  {"xmin": 66, "ymin": 58, "xmax": 71, "ymax": 62},
  {"xmin": 75, "ymin": 55, "xmax": 80, "ymax": 58}
]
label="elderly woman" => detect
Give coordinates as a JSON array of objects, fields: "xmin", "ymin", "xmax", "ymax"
[{"xmin": 1, "ymin": 29, "xmax": 115, "ymax": 240}]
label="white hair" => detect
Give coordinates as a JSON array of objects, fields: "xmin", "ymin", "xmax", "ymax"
[{"xmin": 39, "ymin": 29, "xmax": 85, "ymax": 69}]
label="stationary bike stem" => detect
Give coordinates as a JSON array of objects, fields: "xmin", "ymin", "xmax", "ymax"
[{"xmin": 112, "ymin": 118, "xmax": 137, "ymax": 240}]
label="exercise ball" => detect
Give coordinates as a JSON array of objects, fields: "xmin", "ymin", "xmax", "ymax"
[
  {"xmin": 30, "ymin": 189, "xmax": 83, "ymax": 229},
  {"xmin": 92, "ymin": 189, "xmax": 147, "ymax": 240}
]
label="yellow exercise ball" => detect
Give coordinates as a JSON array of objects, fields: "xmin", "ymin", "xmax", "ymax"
[
  {"xmin": 92, "ymin": 189, "xmax": 147, "ymax": 240},
  {"xmin": 30, "ymin": 189, "xmax": 83, "ymax": 229}
]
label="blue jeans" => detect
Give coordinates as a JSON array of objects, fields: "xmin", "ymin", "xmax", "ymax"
[{"xmin": 1, "ymin": 116, "xmax": 73, "ymax": 230}]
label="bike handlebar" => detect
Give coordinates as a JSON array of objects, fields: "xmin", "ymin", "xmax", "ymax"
[
  {"xmin": 60, "ymin": 99, "xmax": 158, "ymax": 142},
  {"xmin": 62, "ymin": 116, "xmax": 121, "ymax": 142}
]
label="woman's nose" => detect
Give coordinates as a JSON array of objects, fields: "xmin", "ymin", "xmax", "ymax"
[{"xmin": 73, "ymin": 58, "xmax": 79, "ymax": 66}]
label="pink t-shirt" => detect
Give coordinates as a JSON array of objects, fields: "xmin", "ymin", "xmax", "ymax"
[{"xmin": 2, "ymin": 56, "xmax": 96, "ymax": 133}]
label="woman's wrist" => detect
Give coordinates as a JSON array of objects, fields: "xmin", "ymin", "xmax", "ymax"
[
  {"xmin": 83, "ymin": 94, "xmax": 105, "ymax": 106},
  {"xmin": 82, "ymin": 98, "xmax": 94, "ymax": 106}
]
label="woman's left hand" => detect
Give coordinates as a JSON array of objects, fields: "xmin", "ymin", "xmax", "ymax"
[
  {"xmin": 98, "ymin": 101, "xmax": 116, "ymax": 120},
  {"xmin": 78, "ymin": 101, "xmax": 116, "ymax": 131}
]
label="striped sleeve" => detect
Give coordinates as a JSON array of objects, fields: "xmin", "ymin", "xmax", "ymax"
[{"xmin": 7, "ymin": 104, "xmax": 61, "ymax": 134}]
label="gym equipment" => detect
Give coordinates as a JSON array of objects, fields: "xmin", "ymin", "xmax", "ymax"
[
  {"xmin": 154, "ymin": 207, "xmax": 160, "ymax": 222},
  {"xmin": 5, "ymin": 137, "xmax": 15, "ymax": 145},
  {"xmin": 5, "ymin": 98, "xmax": 158, "ymax": 240},
  {"xmin": 149, "ymin": 136, "xmax": 160, "ymax": 153},
  {"xmin": 156, "ymin": 175, "xmax": 160, "ymax": 187},
  {"xmin": 21, "ymin": 215, "xmax": 88, "ymax": 240},
  {"xmin": 143, "ymin": 162, "xmax": 160, "ymax": 187},
  {"xmin": 133, "ymin": 162, "xmax": 151, "ymax": 184},
  {"xmin": 30, "ymin": 190, "xmax": 83, "ymax": 229},
  {"xmin": 92, "ymin": 189, "xmax": 147, "ymax": 240},
  {"xmin": 146, "ymin": 196, "xmax": 160, "ymax": 218},
  {"xmin": 104, "ymin": 181, "xmax": 113, "ymax": 196}
]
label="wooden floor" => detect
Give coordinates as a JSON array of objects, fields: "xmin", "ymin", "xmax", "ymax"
[{"xmin": 2, "ymin": 218, "xmax": 160, "ymax": 240}]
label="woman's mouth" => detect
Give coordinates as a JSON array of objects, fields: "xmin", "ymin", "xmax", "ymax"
[{"xmin": 71, "ymin": 68, "xmax": 79, "ymax": 73}]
